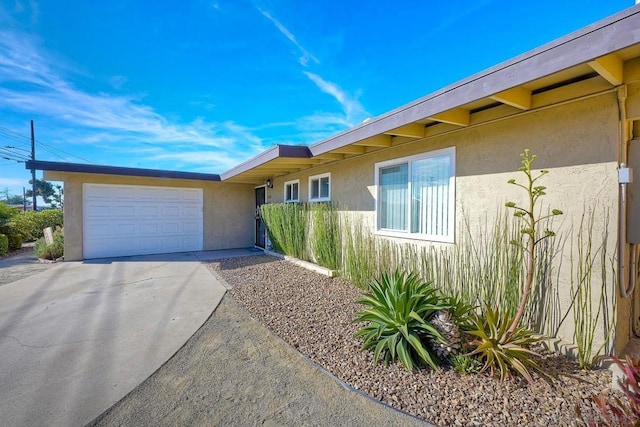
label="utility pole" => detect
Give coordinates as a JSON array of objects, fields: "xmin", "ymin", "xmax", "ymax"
[
  {"xmin": 22, "ymin": 187, "xmax": 26, "ymax": 211},
  {"xmin": 31, "ymin": 120, "xmax": 38, "ymax": 211},
  {"xmin": 30, "ymin": 120, "xmax": 36, "ymax": 211}
]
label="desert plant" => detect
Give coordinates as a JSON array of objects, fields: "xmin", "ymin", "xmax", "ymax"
[
  {"xmin": 465, "ymin": 307, "xmax": 543, "ymax": 382},
  {"xmin": 449, "ymin": 354, "xmax": 482, "ymax": 375},
  {"xmin": 354, "ymin": 270, "xmax": 449, "ymax": 371},
  {"xmin": 34, "ymin": 230, "xmax": 63, "ymax": 260},
  {"xmin": 504, "ymin": 149, "xmax": 562, "ymax": 338},
  {"xmin": 577, "ymin": 356, "xmax": 640, "ymax": 426},
  {"xmin": 0, "ymin": 234, "xmax": 8, "ymax": 255}
]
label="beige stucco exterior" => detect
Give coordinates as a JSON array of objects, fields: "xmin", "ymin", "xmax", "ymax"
[
  {"xmin": 268, "ymin": 92, "xmax": 625, "ymax": 354},
  {"xmin": 43, "ymin": 171, "xmax": 255, "ymax": 262}
]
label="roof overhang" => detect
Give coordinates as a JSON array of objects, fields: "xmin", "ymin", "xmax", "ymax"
[
  {"xmin": 308, "ymin": 5, "xmax": 640, "ymax": 158},
  {"xmin": 26, "ymin": 160, "xmax": 221, "ymax": 182},
  {"xmin": 221, "ymin": 144, "xmax": 315, "ymax": 184}
]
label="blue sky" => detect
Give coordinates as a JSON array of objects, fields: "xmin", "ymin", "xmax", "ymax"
[{"xmin": 0, "ymin": 0, "xmax": 634, "ymax": 200}]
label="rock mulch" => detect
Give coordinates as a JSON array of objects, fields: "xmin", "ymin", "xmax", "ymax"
[{"xmin": 209, "ymin": 255, "xmax": 613, "ymax": 427}]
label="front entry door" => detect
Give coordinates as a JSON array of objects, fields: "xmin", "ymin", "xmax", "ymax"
[{"xmin": 255, "ymin": 187, "xmax": 266, "ymax": 248}]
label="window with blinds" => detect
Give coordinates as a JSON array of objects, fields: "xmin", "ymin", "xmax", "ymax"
[
  {"xmin": 284, "ymin": 179, "xmax": 300, "ymax": 202},
  {"xmin": 375, "ymin": 147, "xmax": 455, "ymax": 242}
]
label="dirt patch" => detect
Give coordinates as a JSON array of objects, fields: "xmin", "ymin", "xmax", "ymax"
[{"xmin": 90, "ymin": 295, "xmax": 427, "ymax": 427}]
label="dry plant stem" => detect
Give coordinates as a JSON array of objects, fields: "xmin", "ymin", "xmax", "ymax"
[{"xmin": 505, "ymin": 150, "xmax": 562, "ymax": 339}]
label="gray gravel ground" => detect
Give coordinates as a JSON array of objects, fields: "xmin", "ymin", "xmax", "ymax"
[{"xmin": 211, "ymin": 255, "xmax": 613, "ymax": 427}]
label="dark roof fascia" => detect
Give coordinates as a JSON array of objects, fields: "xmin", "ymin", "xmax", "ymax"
[
  {"xmin": 26, "ymin": 160, "xmax": 221, "ymax": 181},
  {"xmin": 310, "ymin": 5, "xmax": 640, "ymax": 156},
  {"xmin": 220, "ymin": 144, "xmax": 311, "ymax": 180}
]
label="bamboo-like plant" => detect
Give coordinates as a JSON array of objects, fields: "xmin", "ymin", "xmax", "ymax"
[
  {"xmin": 569, "ymin": 208, "xmax": 615, "ymax": 369},
  {"xmin": 310, "ymin": 202, "xmax": 341, "ymax": 270},
  {"xmin": 261, "ymin": 203, "xmax": 307, "ymax": 259}
]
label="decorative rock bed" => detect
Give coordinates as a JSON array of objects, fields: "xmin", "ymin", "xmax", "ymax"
[{"xmin": 208, "ymin": 255, "xmax": 613, "ymax": 427}]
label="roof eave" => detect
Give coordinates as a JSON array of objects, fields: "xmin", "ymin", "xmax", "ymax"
[{"xmin": 26, "ymin": 160, "xmax": 222, "ymax": 182}]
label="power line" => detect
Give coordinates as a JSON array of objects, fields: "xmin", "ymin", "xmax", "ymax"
[{"xmin": 0, "ymin": 124, "xmax": 95, "ymax": 164}]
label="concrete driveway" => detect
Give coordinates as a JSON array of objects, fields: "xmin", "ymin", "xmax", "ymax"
[{"xmin": 0, "ymin": 252, "xmax": 224, "ymax": 427}]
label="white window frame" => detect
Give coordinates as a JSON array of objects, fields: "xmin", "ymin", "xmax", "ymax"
[
  {"xmin": 284, "ymin": 179, "xmax": 300, "ymax": 203},
  {"xmin": 308, "ymin": 172, "xmax": 331, "ymax": 202},
  {"xmin": 374, "ymin": 146, "xmax": 455, "ymax": 243}
]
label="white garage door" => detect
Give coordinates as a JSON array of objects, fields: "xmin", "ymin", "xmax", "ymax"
[{"xmin": 83, "ymin": 183, "xmax": 203, "ymax": 259}]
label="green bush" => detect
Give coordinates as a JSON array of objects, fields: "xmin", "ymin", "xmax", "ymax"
[
  {"xmin": 10, "ymin": 209, "xmax": 63, "ymax": 241},
  {"xmin": 355, "ymin": 270, "xmax": 449, "ymax": 371},
  {"xmin": 0, "ymin": 224, "xmax": 23, "ymax": 250},
  {"xmin": 7, "ymin": 231, "xmax": 22, "ymax": 251},
  {"xmin": 0, "ymin": 202, "xmax": 18, "ymax": 225},
  {"xmin": 0, "ymin": 234, "xmax": 8, "ymax": 255},
  {"xmin": 34, "ymin": 231, "xmax": 64, "ymax": 260}
]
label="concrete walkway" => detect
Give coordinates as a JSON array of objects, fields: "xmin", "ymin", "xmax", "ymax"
[{"xmin": 0, "ymin": 252, "xmax": 224, "ymax": 427}]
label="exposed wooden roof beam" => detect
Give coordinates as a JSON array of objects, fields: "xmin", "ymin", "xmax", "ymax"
[
  {"xmin": 588, "ymin": 53, "xmax": 623, "ymax": 86},
  {"xmin": 429, "ymin": 108, "xmax": 470, "ymax": 127},
  {"xmin": 329, "ymin": 145, "xmax": 367, "ymax": 155},
  {"xmin": 384, "ymin": 123, "xmax": 425, "ymax": 138},
  {"xmin": 313, "ymin": 153, "xmax": 345, "ymax": 160},
  {"xmin": 353, "ymin": 135, "xmax": 393, "ymax": 147},
  {"xmin": 490, "ymin": 86, "xmax": 532, "ymax": 110}
]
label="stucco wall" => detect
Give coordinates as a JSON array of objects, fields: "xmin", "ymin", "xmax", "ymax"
[
  {"xmin": 43, "ymin": 172, "xmax": 255, "ymax": 261},
  {"xmin": 269, "ymin": 92, "xmax": 621, "ymax": 353}
]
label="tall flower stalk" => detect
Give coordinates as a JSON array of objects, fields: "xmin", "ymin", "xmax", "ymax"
[{"xmin": 504, "ymin": 149, "xmax": 563, "ymax": 338}]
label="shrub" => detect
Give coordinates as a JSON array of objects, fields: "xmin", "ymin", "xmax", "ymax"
[
  {"xmin": 7, "ymin": 231, "xmax": 22, "ymax": 251},
  {"xmin": 354, "ymin": 270, "xmax": 450, "ymax": 371},
  {"xmin": 10, "ymin": 209, "xmax": 63, "ymax": 241},
  {"xmin": 0, "ymin": 224, "xmax": 23, "ymax": 250},
  {"xmin": 0, "ymin": 202, "xmax": 18, "ymax": 225},
  {"xmin": 0, "ymin": 234, "xmax": 8, "ymax": 255},
  {"xmin": 34, "ymin": 231, "xmax": 64, "ymax": 260}
]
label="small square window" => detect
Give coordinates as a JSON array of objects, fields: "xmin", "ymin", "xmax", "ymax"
[
  {"xmin": 309, "ymin": 173, "xmax": 330, "ymax": 202},
  {"xmin": 284, "ymin": 179, "xmax": 300, "ymax": 202}
]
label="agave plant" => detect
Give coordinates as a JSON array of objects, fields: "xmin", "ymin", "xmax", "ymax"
[
  {"xmin": 466, "ymin": 307, "xmax": 542, "ymax": 382},
  {"xmin": 354, "ymin": 270, "xmax": 449, "ymax": 371}
]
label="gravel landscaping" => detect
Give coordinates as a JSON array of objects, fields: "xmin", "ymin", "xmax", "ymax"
[{"xmin": 208, "ymin": 254, "xmax": 613, "ymax": 427}]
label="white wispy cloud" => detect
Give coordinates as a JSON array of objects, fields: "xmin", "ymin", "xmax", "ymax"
[
  {"xmin": 0, "ymin": 28, "xmax": 267, "ymax": 172},
  {"xmin": 258, "ymin": 8, "xmax": 318, "ymax": 67},
  {"xmin": 256, "ymin": 7, "xmax": 369, "ymax": 143},
  {"xmin": 302, "ymin": 72, "xmax": 369, "ymax": 128}
]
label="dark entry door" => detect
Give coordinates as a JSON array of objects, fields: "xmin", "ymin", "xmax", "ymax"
[{"xmin": 255, "ymin": 187, "xmax": 266, "ymax": 248}]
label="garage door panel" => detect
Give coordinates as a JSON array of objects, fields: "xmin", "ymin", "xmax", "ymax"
[{"xmin": 83, "ymin": 184, "xmax": 203, "ymax": 259}]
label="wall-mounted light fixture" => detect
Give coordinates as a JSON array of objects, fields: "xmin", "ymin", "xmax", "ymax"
[{"xmin": 265, "ymin": 178, "xmax": 273, "ymax": 188}]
